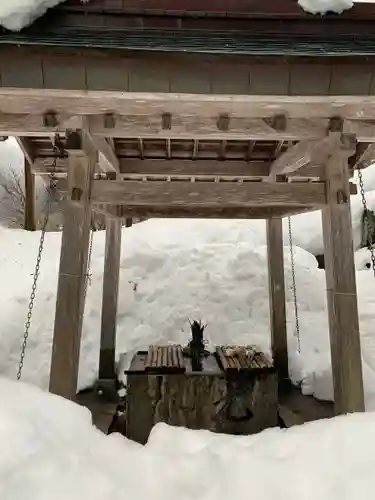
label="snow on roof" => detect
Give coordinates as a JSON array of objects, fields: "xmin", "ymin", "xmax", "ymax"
[
  {"xmin": 0, "ymin": 0, "xmax": 88, "ymax": 31},
  {"xmin": 298, "ymin": 0, "xmax": 353, "ymax": 14},
  {"xmin": 0, "ymin": 0, "xmax": 372, "ymax": 31}
]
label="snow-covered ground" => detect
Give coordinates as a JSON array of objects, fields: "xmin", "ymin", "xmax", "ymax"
[
  {"xmin": 1, "ymin": 375, "xmax": 375, "ymax": 500},
  {"xmin": 1, "ymin": 216, "xmax": 375, "ymax": 408}
]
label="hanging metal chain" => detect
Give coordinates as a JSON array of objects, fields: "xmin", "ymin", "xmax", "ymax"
[
  {"xmin": 84, "ymin": 225, "xmax": 94, "ymax": 302},
  {"xmin": 288, "ymin": 216, "xmax": 301, "ymax": 354},
  {"xmin": 357, "ymin": 168, "xmax": 375, "ymax": 277},
  {"xmin": 17, "ymin": 135, "xmax": 65, "ymax": 380}
]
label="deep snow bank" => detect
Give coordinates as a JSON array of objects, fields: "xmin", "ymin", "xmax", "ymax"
[
  {"xmin": 1, "ymin": 219, "xmax": 375, "ymax": 408},
  {"xmin": 2, "ymin": 376, "xmax": 375, "ymax": 500}
]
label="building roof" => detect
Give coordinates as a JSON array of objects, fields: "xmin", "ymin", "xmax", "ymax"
[{"xmin": 0, "ymin": 0, "xmax": 374, "ymax": 56}]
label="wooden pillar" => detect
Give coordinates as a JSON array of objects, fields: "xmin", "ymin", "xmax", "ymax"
[
  {"xmin": 266, "ymin": 217, "xmax": 288, "ymax": 380},
  {"xmin": 322, "ymin": 150, "xmax": 365, "ymax": 414},
  {"xmin": 49, "ymin": 132, "xmax": 97, "ymax": 400},
  {"xmin": 99, "ymin": 218, "xmax": 122, "ymax": 380},
  {"xmin": 24, "ymin": 158, "xmax": 36, "ymax": 231}
]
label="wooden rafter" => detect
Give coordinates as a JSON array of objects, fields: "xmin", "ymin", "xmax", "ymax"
[
  {"xmin": 91, "ymin": 203, "xmax": 316, "ymax": 220},
  {"xmin": 85, "ymin": 132, "xmax": 119, "ymax": 174}
]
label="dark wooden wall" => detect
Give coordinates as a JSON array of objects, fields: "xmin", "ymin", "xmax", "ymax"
[{"xmin": 1, "ymin": 46, "xmax": 375, "ymax": 97}]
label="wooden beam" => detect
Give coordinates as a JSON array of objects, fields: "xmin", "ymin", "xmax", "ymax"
[
  {"xmin": 322, "ymin": 145, "xmax": 365, "ymax": 415},
  {"xmin": 3, "ymin": 112, "xmax": 375, "ymax": 142},
  {"xmin": 119, "ymin": 159, "xmax": 271, "ymax": 177},
  {"xmin": 266, "ymin": 218, "xmax": 288, "ymax": 381},
  {"xmin": 49, "ymin": 131, "xmax": 97, "ymax": 400},
  {"xmin": 99, "ymin": 218, "xmax": 122, "ymax": 380},
  {"xmin": 32, "ymin": 158, "xmax": 326, "ymax": 180},
  {"xmin": 2, "ymin": 90, "xmax": 375, "ymax": 119},
  {"xmin": 91, "ymin": 179, "xmax": 326, "ymax": 208},
  {"xmin": 23, "ymin": 158, "xmax": 36, "ymax": 231},
  {"xmin": 270, "ymin": 133, "xmax": 356, "ymax": 177},
  {"xmin": 85, "ymin": 133, "xmax": 120, "ymax": 173},
  {"xmin": 353, "ymin": 143, "xmax": 375, "ymax": 170}
]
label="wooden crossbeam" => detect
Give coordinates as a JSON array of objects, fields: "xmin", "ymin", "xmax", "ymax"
[
  {"xmin": 353, "ymin": 143, "xmax": 375, "ymax": 170},
  {"xmin": 2, "ymin": 112, "xmax": 375, "ymax": 142},
  {"xmin": 91, "ymin": 179, "xmax": 326, "ymax": 208},
  {"xmin": 32, "ymin": 158, "xmax": 326, "ymax": 179},
  {"xmin": 91, "ymin": 203, "xmax": 316, "ymax": 220},
  {"xmin": 1, "ymin": 90, "xmax": 375, "ymax": 119}
]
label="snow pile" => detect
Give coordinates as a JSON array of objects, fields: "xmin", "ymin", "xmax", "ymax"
[
  {"xmin": 0, "ymin": 219, "xmax": 375, "ymax": 408},
  {"xmin": 288, "ymin": 190, "xmax": 375, "ymax": 256},
  {"xmin": 2, "ymin": 376, "xmax": 375, "ymax": 500},
  {"xmin": 298, "ymin": 0, "xmax": 353, "ymax": 14},
  {"xmin": 0, "ymin": 0, "xmax": 89, "ymax": 31}
]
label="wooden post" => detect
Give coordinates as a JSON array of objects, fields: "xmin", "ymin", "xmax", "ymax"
[
  {"xmin": 266, "ymin": 218, "xmax": 288, "ymax": 381},
  {"xmin": 99, "ymin": 218, "xmax": 122, "ymax": 380},
  {"xmin": 49, "ymin": 132, "xmax": 97, "ymax": 400},
  {"xmin": 24, "ymin": 158, "xmax": 36, "ymax": 231},
  {"xmin": 322, "ymin": 150, "xmax": 365, "ymax": 415}
]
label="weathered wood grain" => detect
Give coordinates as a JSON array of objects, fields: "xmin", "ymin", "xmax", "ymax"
[
  {"xmin": 91, "ymin": 203, "xmax": 314, "ymax": 220},
  {"xmin": 49, "ymin": 131, "xmax": 97, "ymax": 400},
  {"xmin": 23, "ymin": 157, "xmax": 36, "ymax": 231},
  {"xmin": 98, "ymin": 218, "xmax": 122, "ymax": 380},
  {"xmin": 266, "ymin": 218, "xmax": 288, "ymax": 380},
  {"xmin": 2, "ymin": 113, "xmax": 375, "ymax": 141},
  {"xmin": 90, "ymin": 179, "xmax": 326, "ymax": 208},
  {"xmin": 322, "ymin": 140, "xmax": 365, "ymax": 415},
  {"xmin": 2, "ymin": 89, "xmax": 375, "ymax": 121}
]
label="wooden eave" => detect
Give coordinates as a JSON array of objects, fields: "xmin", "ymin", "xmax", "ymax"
[{"xmin": 0, "ymin": 1, "xmax": 374, "ymax": 219}]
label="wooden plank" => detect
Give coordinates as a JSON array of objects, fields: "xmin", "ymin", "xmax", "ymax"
[
  {"xmin": 91, "ymin": 203, "xmax": 316, "ymax": 220},
  {"xmin": 85, "ymin": 132, "xmax": 120, "ymax": 173},
  {"xmin": 353, "ymin": 143, "xmax": 375, "ymax": 170},
  {"xmin": 120, "ymin": 159, "xmax": 271, "ymax": 177},
  {"xmin": 23, "ymin": 157, "xmax": 36, "ymax": 231},
  {"xmin": 3, "ymin": 89, "xmax": 375, "ymax": 120},
  {"xmin": 49, "ymin": 131, "xmax": 97, "ymax": 400},
  {"xmin": 32, "ymin": 158, "xmax": 327, "ymax": 180},
  {"xmin": 322, "ymin": 142, "xmax": 365, "ymax": 415},
  {"xmin": 2, "ymin": 113, "xmax": 375, "ymax": 142},
  {"xmin": 98, "ymin": 218, "xmax": 122, "ymax": 380},
  {"xmin": 270, "ymin": 133, "xmax": 355, "ymax": 176},
  {"xmin": 91, "ymin": 179, "xmax": 326, "ymax": 208},
  {"xmin": 266, "ymin": 218, "xmax": 288, "ymax": 380}
]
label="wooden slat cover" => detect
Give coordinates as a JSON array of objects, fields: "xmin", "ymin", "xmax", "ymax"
[
  {"xmin": 145, "ymin": 345, "xmax": 186, "ymax": 374},
  {"xmin": 216, "ymin": 345, "xmax": 274, "ymax": 373}
]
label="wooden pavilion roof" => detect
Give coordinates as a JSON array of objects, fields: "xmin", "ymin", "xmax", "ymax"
[{"xmin": 0, "ymin": 1, "xmax": 373, "ymax": 220}]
